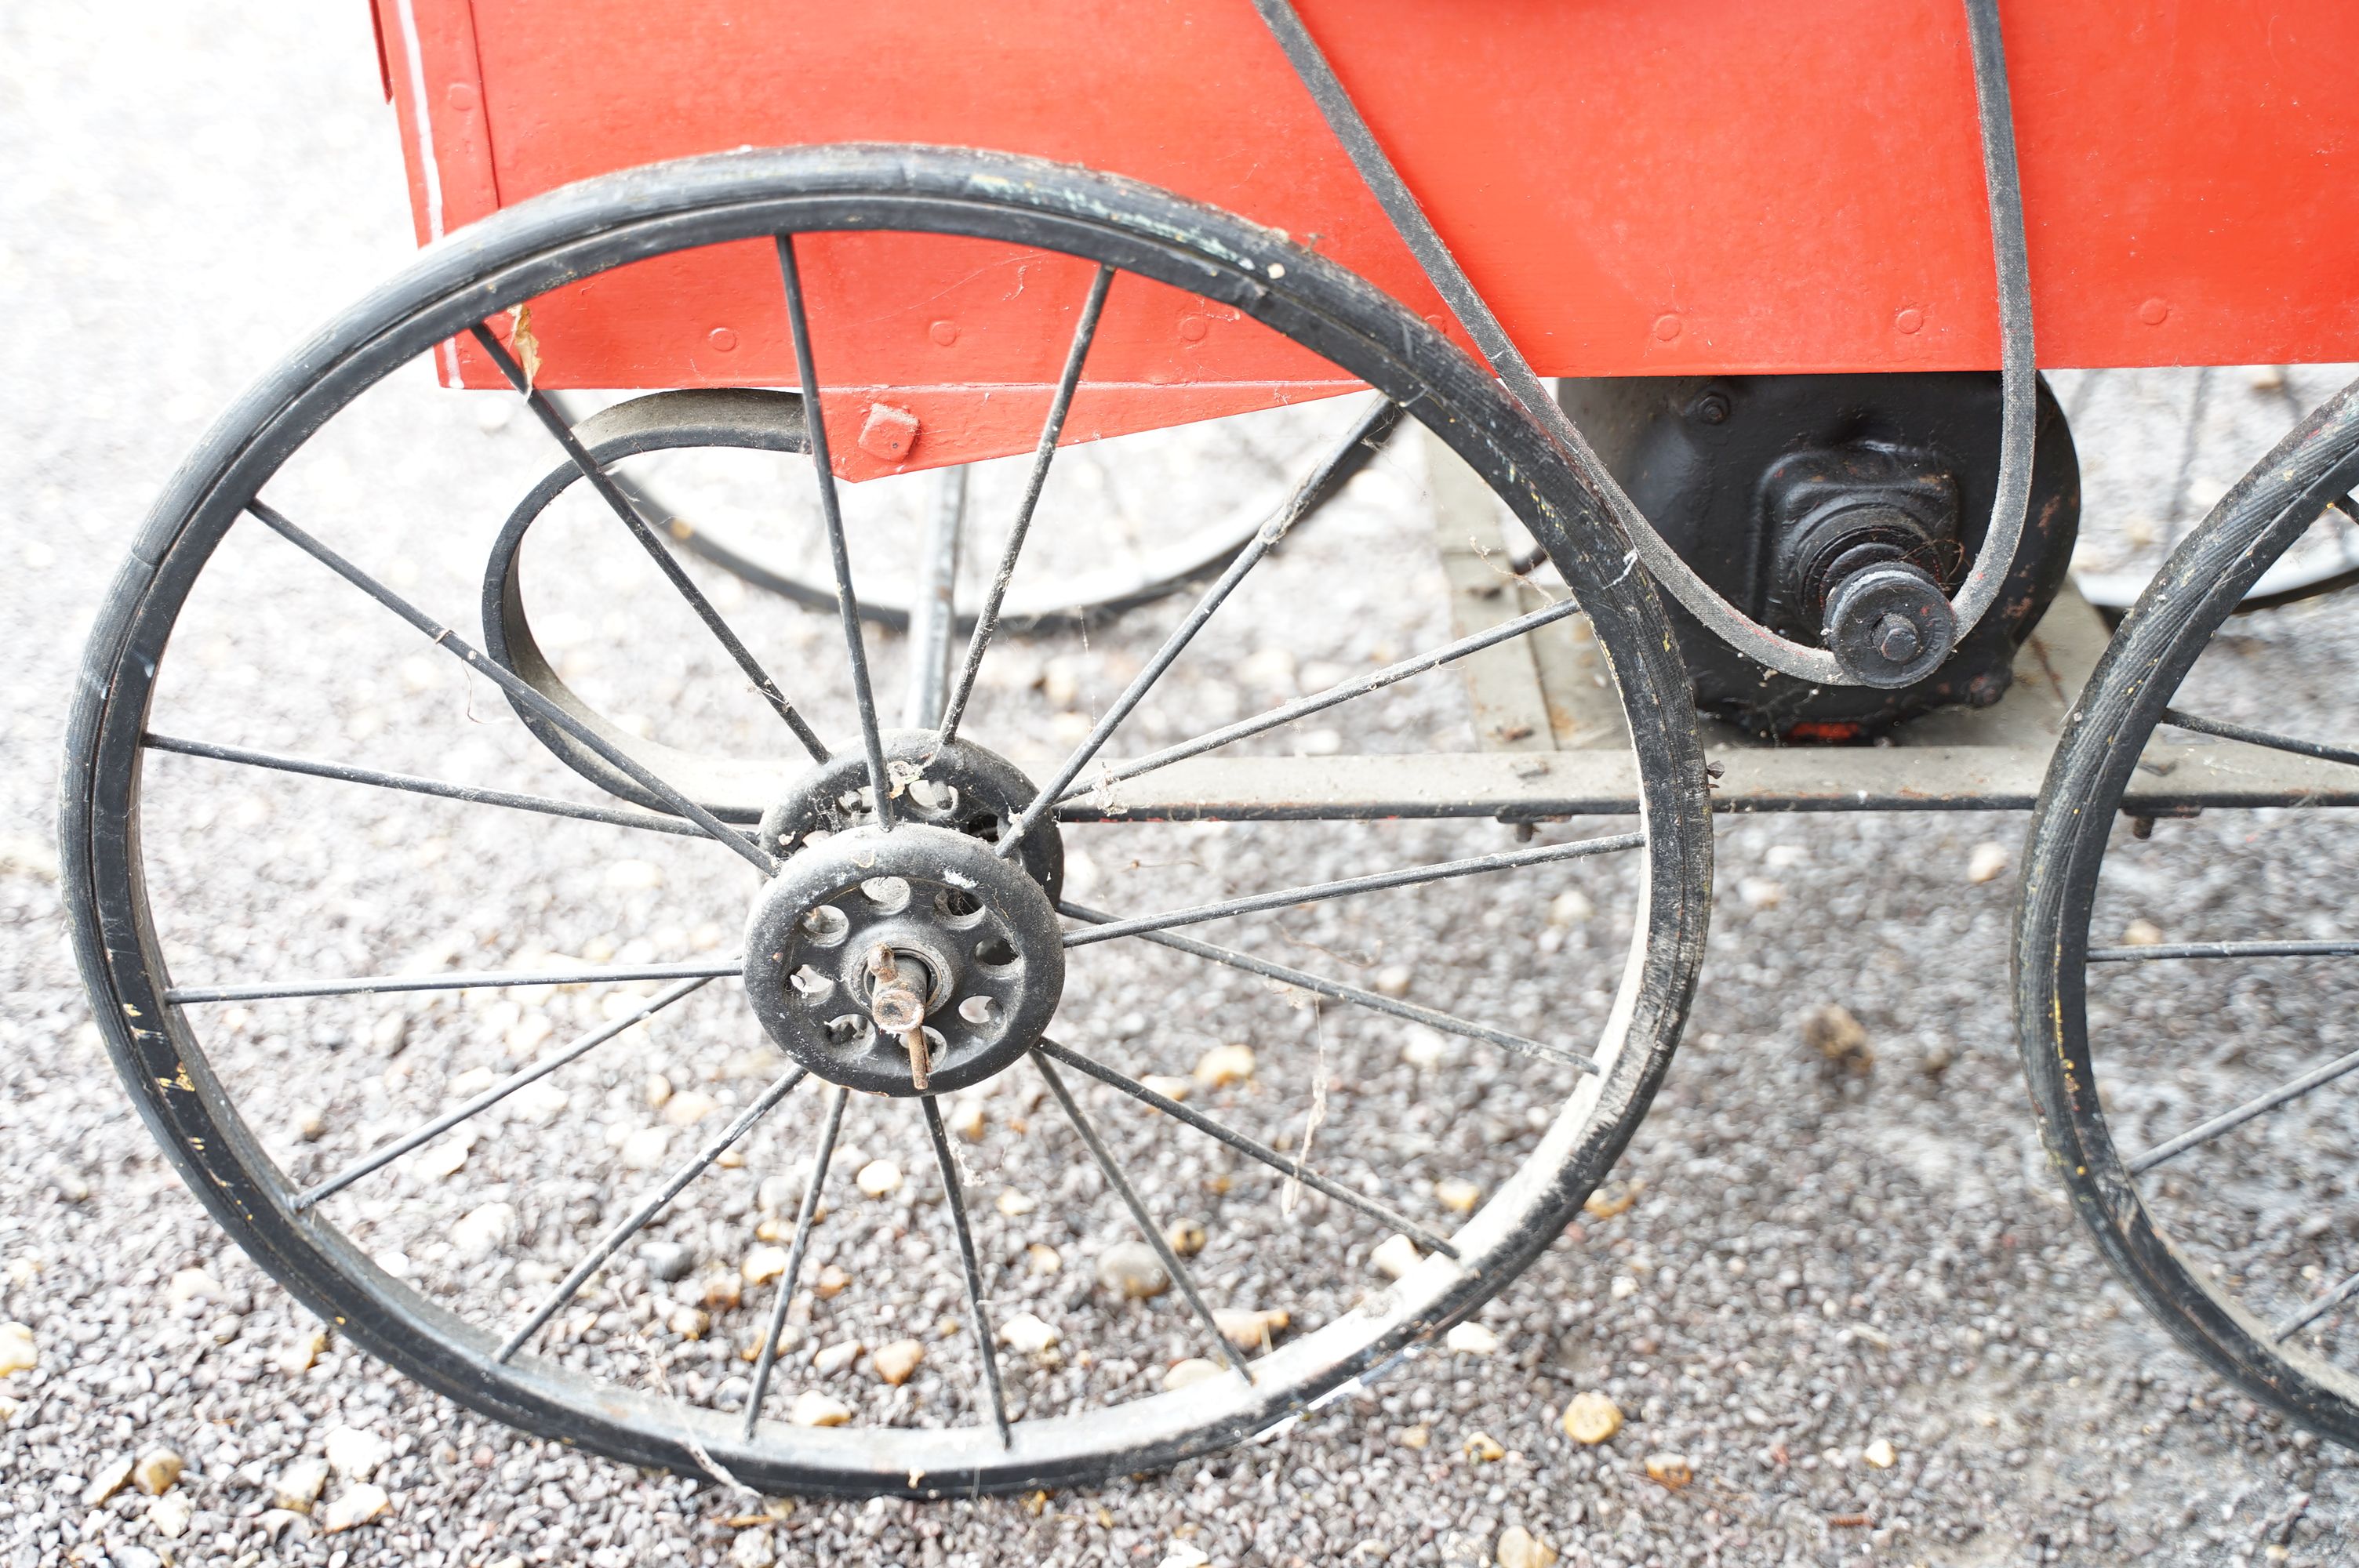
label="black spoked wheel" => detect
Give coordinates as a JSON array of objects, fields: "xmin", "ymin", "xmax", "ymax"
[
  {"xmin": 2016, "ymin": 372, "xmax": 2359, "ymax": 1443},
  {"xmin": 62, "ymin": 145, "xmax": 1711, "ymax": 1495}
]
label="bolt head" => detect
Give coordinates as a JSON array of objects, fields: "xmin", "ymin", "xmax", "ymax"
[{"xmin": 1873, "ymin": 614, "xmax": 1922, "ymax": 663}]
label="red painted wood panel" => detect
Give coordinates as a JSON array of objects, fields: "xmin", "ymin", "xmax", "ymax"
[{"xmin": 372, "ymin": 0, "xmax": 2359, "ymax": 477}]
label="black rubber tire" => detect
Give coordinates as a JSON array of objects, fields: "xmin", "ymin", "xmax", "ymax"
[
  {"xmin": 60, "ymin": 143, "xmax": 1713, "ymax": 1495},
  {"xmin": 2014, "ymin": 375, "xmax": 2359, "ymax": 1444}
]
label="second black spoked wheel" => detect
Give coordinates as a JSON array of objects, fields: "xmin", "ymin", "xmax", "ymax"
[
  {"xmin": 64, "ymin": 146, "xmax": 1711, "ymax": 1494},
  {"xmin": 2016, "ymin": 374, "xmax": 2359, "ymax": 1442}
]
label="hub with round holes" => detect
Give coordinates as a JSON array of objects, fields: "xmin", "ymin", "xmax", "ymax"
[
  {"xmin": 743, "ymin": 824, "xmax": 1063, "ymax": 1096},
  {"xmin": 760, "ymin": 730, "xmax": 1063, "ymax": 898}
]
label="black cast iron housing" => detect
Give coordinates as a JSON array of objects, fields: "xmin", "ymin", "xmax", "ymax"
[{"xmin": 1558, "ymin": 372, "xmax": 2080, "ymax": 737}]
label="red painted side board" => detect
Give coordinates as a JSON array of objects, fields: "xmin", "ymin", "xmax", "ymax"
[{"xmin": 369, "ymin": 0, "xmax": 2359, "ymax": 477}]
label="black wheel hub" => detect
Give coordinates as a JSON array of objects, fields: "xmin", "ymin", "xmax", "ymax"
[{"xmin": 743, "ymin": 810, "xmax": 1064, "ymax": 1097}]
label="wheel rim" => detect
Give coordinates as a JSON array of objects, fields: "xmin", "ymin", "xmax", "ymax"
[
  {"xmin": 2016, "ymin": 372, "xmax": 2359, "ymax": 1443},
  {"xmin": 62, "ymin": 145, "xmax": 1710, "ymax": 1494}
]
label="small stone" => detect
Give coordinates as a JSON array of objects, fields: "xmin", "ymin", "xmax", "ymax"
[
  {"xmin": 2123, "ymin": 917, "xmax": 2165, "ymax": 946},
  {"xmin": 856, "ymin": 1160, "xmax": 901, "ymax": 1197},
  {"xmin": 788, "ymin": 1391, "xmax": 852, "ymax": 1428},
  {"xmin": 667, "ymin": 1306, "xmax": 711, "ymax": 1339},
  {"xmin": 1966, "ymin": 841, "xmax": 2010, "ymax": 884},
  {"xmin": 1547, "ymin": 889, "xmax": 1594, "ymax": 927},
  {"xmin": 148, "ymin": 1492, "xmax": 193, "ymax": 1538},
  {"xmin": 1561, "ymin": 1391, "xmax": 1623, "ymax": 1445},
  {"xmin": 996, "ymin": 1189, "xmax": 1038, "ymax": 1218},
  {"xmin": 1161, "ymin": 1540, "xmax": 1212, "ymax": 1568},
  {"xmin": 729, "ymin": 1527, "xmax": 780, "ymax": 1568},
  {"xmin": 450, "ymin": 1200, "xmax": 517, "ymax": 1260},
  {"xmin": 756, "ymin": 1175, "xmax": 800, "ymax": 1215},
  {"xmin": 1462, "ymin": 1431, "xmax": 1505, "ymax": 1462},
  {"xmin": 132, "ymin": 1449, "xmax": 184, "ymax": 1495},
  {"xmin": 416, "ymin": 1135, "xmax": 472, "ymax": 1181},
  {"xmin": 999, "ymin": 1312, "xmax": 1059, "ymax": 1355},
  {"xmin": 1213, "ymin": 1307, "xmax": 1289, "ymax": 1352},
  {"xmin": 1644, "ymin": 1452, "xmax": 1694, "ymax": 1490},
  {"xmin": 663, "ymin": 1091, "xmax": 720, "ymax": 1127},
  {"xmin": 641, "ymin": 1240, "xmax": 696, "ymax": 1282},
  {"xmin": 448, "ymin": 1066, "xmax": 499, "ymax": 1099},
  {"xmin": 271, "ymin": 1455, "xmax": 330, "ymax": 1512},
  {"xmin": 82, "ymin": 1454, "xmax": 133, "ymax": 1507},
  {"xmin": 2250, "ymin": 365, "xmax": 2288, "ymax": 392},
  {"xmin": 1401, "ymin": 1027, "xmax": 1449, "ymax": 1070},
  {"xmin": 1801, "ymin": 1004, "xmax": 1872, "ymax": 1074},
  {"xmin": 1026, "ymin": 1243, "xmax": 1062, "ymax": 1276},
  {"xmin": 0, "ymin": 1322, "xmax": 32, "ymax": 1375},
  {"xmin": 1162, "ymin": 1358, "xmax": 1223, "ymax": 1391},
  {"xmin": 166, "ymin": 1268, "xmax": 223, "ymax": 1307},
  {"xmin": 620, "ymin": 1126, "xmax": 673, "ymax": 1169},
  {"xmin": 1372, "ymin": 964, "xmax": 1413, "ymax": 998},
  {"xmin": 321, "ymin": 1482, "xmax": 391, "ymax": 1532},
  {"xmin": 947, "ymin": 1099, "xmax": 987, "ymax": 1140},
  {"xmin": 812, "ymin": 1338, "xmax": 865, "ymax": 1375},
  {"xmin": 295, "ymin": 1109, "xmax": 328, "ymax": 1143},
  {"xmin": 741, "ymin": 1247, "xmax": 790, "ymax": 1285},
  {"xmin": 1193, "ymin": 1044, "xmax": 1256, "ymax": 1089},
  {"xmin": 371, "ymin": 1010, "xmax": 409, "ymax": 1053},
  {"xmin": 1863, "ymin": 1438, "xmax": 1897, "ymax": 1468},
  {"xmin": 1140, "ymin": 1074, "xmax": 1194, "ymax": 1103},
  {"xmin": 1435, "ymin": 1178, "xmax": 1481, "ymax": 1214},
  {"xmin": 278, "ymin": 1327, "xmax": 327, "ymax": 1375},
  {"xmin": 645, "ymin": 1073, "xmax": 674, "ymax": 1109},
  {"xmin": 606, "ymin": 858, "xmax": 663, "ymax": 891},
  {"xmin": 1496, "ymin": 1524, "xmax": 1558, "ymax": 1568},
  {"xmin": 815, "ymin": 1264, "xmax": 852, "ymax": 1299},
  {"xmin": 1164, "ymin": 1217, "xmax": 1208, "ymax": 1257},
  {"xmin": 1398, "ymin": 1425, "xmax": 1430, "ymax": 1450},
  {"xmin": 1445, "ymin": 1322, "xmax": 1499, "ymax": 1355},
  {"xmin": 1737, "ymin": 877, "xmax": 1784, "ymax": 910},
  {"xmin": 873, "ymin": 1338, "xmax": 925, "ymax": 1385},
  {"xmin": 703, "ymin": 1275, "xmax": 743, "ymax": 1311},
  {"xmin": 1096, "ymin": 1242, "xmax": 1169, "ymax": 1299},
  {"xmin": 324, "ymin": 1426, "xmax": 390, "ymax": 1481},
  {"xmin": 1370, "ymin": 1234, "xmax": 1422, "ymax": 1280},
  {"xmin": 1583, "ymin": 1179, "xmax": 1642, "ymax": 1220}
]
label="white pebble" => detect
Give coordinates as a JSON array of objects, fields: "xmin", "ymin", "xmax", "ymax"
[
  {"xmin": 1095, "ymin": 1242, "xmax": 1169, "ymax": 1299},
  {"xmin": 0, "ymin": 1322, "xmax": 35, "ymax": 1375},
  {"xmin": 742, "ymin": 1246, "xmax": 790, "ymax": 1285},
  {"xmin": 449, "ymin": 1201, "xmax": 517, "ymax": 1261},
  {"xmin": 1966, "ymin": 841, "xmax": 2010, "ymax": 884},
  {"xmin": 788, "ymin": 1391, "xmax": 852, "ymax": 1427},
  {"xmin": 324, "ymin": 1426, "xmax": 390, "ymax": 1481},
  {"xmin": 999, "ymin": 1312, "xmax": 1060, "ymax": 1354},
  {"xmin": 1371, "ymin": 1235, "xmax": 1422, "ymax": 1280},
  {"xmin": 856, "ymin": 1160, "xmax": 902, "ymax": 1197},
  {"xmin": 1162, "ymin": 1358, "xmax": 1224, "ymax": 1391},
  {"xmin": 271, "ymin": 1455, "xmax": 330, "ymax": 1512},
  {"xmin": 811, "ymin": 1339, "xmax": 865, "ymax": 1375},
  {"xmin": 620, "ymin": 1126, "xmax": 672, "ymax": 1170},
  {"xmin": 1192, "ymin": 1044, "xmax": 1255, "ymax": 1088},
  {"xmin": 1445, "ymin": 1322, "xmax": 1500, "ymax": 1355},
  {"xmin": 321, "ymin": 1482, "xmax": 391, "ymax": 1532}
]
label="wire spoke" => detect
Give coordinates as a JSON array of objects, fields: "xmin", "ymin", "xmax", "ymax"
[
  {"xmin": 2274, "ymin": 1266, "xmax": 2359, "ymax": 1343},
  {"xmin": 936, "ymin": 263, "xmax": 1115, "ymax": 743},
  {"xmin": 901, "ymin": 466, "xmax": 968, "ymax": 730},
  {"xmin": 2088, "ymin": 939, "xmax": 2359, "ymax": 964},
  {"xmin": 1063, "ymin": 829, "xmax": 1644, "ymax": 949},
  {"xmin": 497, "ymin": 1066, "xmax": 808, "ymax": 1363},
  {"xmin": 2127, "ymin": 1044, "xmax": 2359, "ymax": 1176},
  {"xmin": 919, "ymin": 1094, "xmax": 1011, "ymax": 1444},
  {"xmin": 775, "ymin": 234, "xmax": 894, "ymax": 829},
  {"xmin": 1057, "ymin": 591, "xmax": 1583, "ymax": 804},
  {"xmin": 2160, "ymin": 707, "xmax": 2359, "ymax": 771},
  {"xmin": 167, "ymin": 958, "xmax": 737, "ymax": 1006},
  {"xmin": 1060, "ymin": 902, "xmax": 1594, "ymax": 1071},
  {"xmin": 467, "ymin": 325, "xmax": 830, "ymax": 764},
  {"xmin": 742, "ymin": 1083, "xmax": 849, "ymax": 1438},
  {"xmin": 1031, "ymin": 1049, "xmax": 1252, "ymax": 1377},
  {"xmin": 143, "ymin": 733, "xmax": 703, "ymax": 839},
  {"xmin": 1033, "ymin": 1039, "xmax": 1459, "ymax": 1258},
  {"xmin": 996, "ymin": 398, "xmax": 1403, "ymax": 858},
  {"xmin": 293, "ymin": 977, "xmax": 714, "ymax": 1210},
  {"xmin": 243, "ymin": 499, "xmax": 777, "ymax": 875}
]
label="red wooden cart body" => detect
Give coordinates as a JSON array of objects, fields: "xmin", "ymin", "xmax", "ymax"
[{"xmin": 372, "ymin": 0, "xmax": 2359, "ymax": 479}]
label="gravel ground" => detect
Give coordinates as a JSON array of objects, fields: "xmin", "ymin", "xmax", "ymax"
[{"xmin": 8, "ymin": 7, "xmax": 2359, "ymax": 1567}]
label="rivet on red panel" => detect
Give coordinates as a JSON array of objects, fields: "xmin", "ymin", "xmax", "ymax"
[
  {"xmin": 929, "ymin": 320, "xmax": 959, "ymax": 347},
  {"xmin": 2138, "ymin": 298, "xmax": 2171, "ymax": 327},
  {"xmin": 1894, "ymin": 307, "xmax": 1925, "ymax": 336},
  {"xmin": 859, "ymin": 404, "xmax": 921, "ymax": 463},
  {"xmin": 1652, "ymin": 314, "xmax": 1683, "ymax": 343},
  {"xmin": 445, "ymin": 82, "xmax": 478, "ymax": 112},
  {"xmin": 1178, "ymin": 316, "xmax": 1209, "ymax": 343},
  {"xmin": 707, "ymin": 327, "xmax": 739, "ymax": 353}
]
